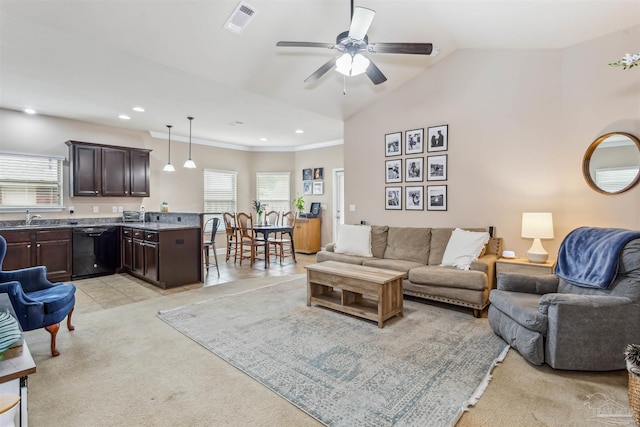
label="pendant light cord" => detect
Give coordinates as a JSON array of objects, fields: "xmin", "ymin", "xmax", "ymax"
[{"xmin": 187, "ymin": 116, "xmax": 193, "ymax": 159}]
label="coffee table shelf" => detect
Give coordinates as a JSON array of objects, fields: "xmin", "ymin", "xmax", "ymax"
[{"xmin": 306, "ymin": 261, "xmax": 405, "ymax": 328}]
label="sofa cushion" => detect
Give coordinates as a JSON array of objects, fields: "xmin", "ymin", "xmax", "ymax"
[
  {"xmin": 428, "ymin": 227, "xmax": 488, "ymax": 265},
  {"xmin": 489, "ymin": 290, "xmax": 547, "ymax": 333},
  {"xmin": 362, "ymin": 258, "xmax": 425, "ymax": 278},
  {"xmin": 408, "ymin": 266, "xmax": 487, "ymax": 291},
  {"xmin": 334, "ymin": 224, "xmax": 372, "ymax": 257},
  {"xmin": 371, "ymin": 225, "xmax": 389, "ymax": 259},
  {"xmin": 316, "ymin": 251, "xmax": 369, "ymax": 265},
  {"xmin": 440, "ymin": 228, "xmax": 490, "ymax": 270},
  {"xmin": 384, "ymin": 227, "xmax": 431, "ymax": 264}
]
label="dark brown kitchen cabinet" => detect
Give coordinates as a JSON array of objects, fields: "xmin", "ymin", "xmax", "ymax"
[
  {"xmin": 119, "ymin": 227, "xmax": 201, "ymax": 288},
  {"xmin": 66, "ymin": 141, "xmax": 151, "ymax": 197},
  {"xmin": 0, "ymin": 229, "xmax": 72, "ymax": 282}
]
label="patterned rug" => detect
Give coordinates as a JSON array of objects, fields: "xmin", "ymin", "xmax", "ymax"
[{"xmin": 158, "ymin": 277, "xmax": 509, "ymax": 427}]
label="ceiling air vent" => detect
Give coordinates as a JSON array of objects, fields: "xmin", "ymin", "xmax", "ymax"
[{"xmin": 223, "ymin": 2, "xmax": 257, "ymax": 35}]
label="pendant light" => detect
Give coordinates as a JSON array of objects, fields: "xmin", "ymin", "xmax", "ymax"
[
  {"xmin": 163, "ymin": 125, "xmax": 175, "ymax": 172},
  {"xmin": 183, "ymin": 116, "xmax": 196, "ymax": 169}
]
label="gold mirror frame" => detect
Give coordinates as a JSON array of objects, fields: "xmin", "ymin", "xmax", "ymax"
[{"xmin": 582, "ymin": 132, "xmax": 640, "ymax": 194}]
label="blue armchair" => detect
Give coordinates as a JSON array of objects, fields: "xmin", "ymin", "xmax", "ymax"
[{"xmin": 0, "ymin": 235, "xmax": 76, "ymax": 357}]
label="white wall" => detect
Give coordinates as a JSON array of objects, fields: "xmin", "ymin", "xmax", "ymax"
[{"xmin": 344, "ymin": 25, "xmax": 640, "ymax": 259}]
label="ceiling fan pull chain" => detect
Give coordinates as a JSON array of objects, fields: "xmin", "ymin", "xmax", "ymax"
[{"xmin": 343, "ymin": 75, "xmax": 347, "ymax": 95}]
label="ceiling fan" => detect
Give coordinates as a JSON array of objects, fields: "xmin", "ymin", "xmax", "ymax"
[{"xmin": 276, "ymin": 0, "xmax": 434, "ymax": 85}]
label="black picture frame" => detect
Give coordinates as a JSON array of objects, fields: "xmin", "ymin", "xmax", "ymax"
[
  {"xmin": 427, "ymin": 185, "xmax": 447, "ymax": 211},
  {"xmin": 427, "ymin": 125, "xmax": 448, "ymax": 152},
  {"xmin": 405, "ymin": 157, "xmax": 424, "ymax": 182},
  {"xmin": 385, "ymin": 186, "xmax": 402, "ymax": 210},
  {"xmin": 405, "ymin": 186, "xmax": 424, "ymax": 210},
  {"xmin": 405, "ymin": 128, "xmax": 424, "ymax": 154},
  {"xmin": 385, "ymin": 159, "xmax": 402, "ymax": 183},
  {"xmin": 385, "ymin": 132, "xmax": 402, "ymax": 157},
  {"xmin": 302, "ymin": 168, "xmax": 312, "ymax": 180},
  {"xmin": 427, "ymin": 154, "xmax": 448, "ymax": 181},
  {"xmin": 313, "ymin": 167, "xmax": 324, "ymax": 180}
]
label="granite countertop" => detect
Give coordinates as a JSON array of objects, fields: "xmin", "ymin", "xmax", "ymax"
[{"xmin": 0, "ymin": 221, "xmax": 200, "ymax": 232}]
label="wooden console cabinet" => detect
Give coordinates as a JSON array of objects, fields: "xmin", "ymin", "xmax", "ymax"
[{"xmin": 293, "ymin": 217, "xmax": 321, "ymax": 254}]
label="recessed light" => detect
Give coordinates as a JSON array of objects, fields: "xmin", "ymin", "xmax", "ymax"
[
  {"xmin": 118, "ymin": 114, "xmax": 131, "ymax": 120},
  {"xmin": 295, "ymin": 129, "xmax": 304, "ymax": 134},
  {"xmin": 132, "ymin": 106, "xmax": 145, "ymax": 112},
  {"xmin": 259, "ymin": 138, "xmax": 268, "ymax": 142},
  {"xmin": 24, "ymin": 108, "xmax": 37, "ymax": 115}
]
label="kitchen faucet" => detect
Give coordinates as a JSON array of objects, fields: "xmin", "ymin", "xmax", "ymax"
[{"xmin": 25, "ymin": 210, "xmax": 42, "ymax": 225}]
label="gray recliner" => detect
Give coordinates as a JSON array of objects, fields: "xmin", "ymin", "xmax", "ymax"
[{"xmin": 489, "ymin": 234, "xmax": 640, "ymax": 371}]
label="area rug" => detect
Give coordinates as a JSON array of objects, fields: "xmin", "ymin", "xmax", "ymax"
[{"xmin": 158, "ymin": 277, "xmax": 509, "ymax": 427}]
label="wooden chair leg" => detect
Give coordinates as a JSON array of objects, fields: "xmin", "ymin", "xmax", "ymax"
[
  {"xmin": 45, "ymin": 322, "xmax": 61, "ymax": 357},
  {"xmin": 67, "ymin": 308, "xmax": 75, "ymax": 331}
]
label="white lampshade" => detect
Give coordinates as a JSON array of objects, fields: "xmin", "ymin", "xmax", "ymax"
[
  {"xmin": 350, "ymin": 54, "xmax": 370, "ymax": 76},
  {"xmin": 335, "ymin": 53, "xmax": 370, "ymax": 77},
  {"xmin": 521, "ymin": 212, "xmax": 554, "ymax": 239},
  {"xmin": 163, "ymin": 163, "xmax": 175, "ymax": 172},
  {"xmin": 183, "ymin": 159, "xmax": 196, "ymax": 169},
  {"xmin": 335, "ymin": 54, "xmax": 352, "ymax": 76},
  {"xmin": 521, "ymin": 212, "xmax": 554, "ymax": 263}
]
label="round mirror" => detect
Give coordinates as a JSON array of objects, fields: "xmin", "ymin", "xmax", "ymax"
[{"xmin": 582, "ymin": 132, "xmax": 640, "ymax": 194}]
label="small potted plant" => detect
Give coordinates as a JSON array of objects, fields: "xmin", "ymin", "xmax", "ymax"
[
  {"xmin": 161, "ymin": 201, "xmax": 169, "ymax": 212},
  {"xmin": 292, "ymin": 195, "xmax": 305, "ymax": 213},
  {"xmin": 252, "ymin": 200, "xmax": 265, "ymax": 224},
  {"xmin": 625, "ymin": 344, "xmax": 640, "ymax": 425}
]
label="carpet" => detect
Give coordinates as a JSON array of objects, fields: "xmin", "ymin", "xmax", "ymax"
[{"xmin": 158, "ymin": 277, "xmax": 509, "ymax": 427}]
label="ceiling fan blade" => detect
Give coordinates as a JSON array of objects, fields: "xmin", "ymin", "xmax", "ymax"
[
  {"xmin": 368, "ymin": 42, "xmax": 433, "ymax": 55},
  {"xmin": 276, "ymin": 41, "xmax": 335, "ymax": 49},
  {"xmin": 304, "ymin": 57, "xmax": 338, "ymax": 83},
  {"xmin": 348, "ymin": 7, "xmax": 375, "ymax": 40},
  {"xmin": 366, "ymin": 60, "xmax": 387, "ymax": 85}
]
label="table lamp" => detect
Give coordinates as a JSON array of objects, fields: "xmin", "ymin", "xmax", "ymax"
[{"xmin": 521, "ymin": 212, "xmax": 554, "ymax": 263}]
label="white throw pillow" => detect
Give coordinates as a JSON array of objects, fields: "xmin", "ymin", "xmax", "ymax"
[
  {"xmin": 440, "ymin": 228, "xmax": 490, "ymax": 270},
  {"xmin": 334, "ymin": 224, "xmax": 373, "ymax": 257}
]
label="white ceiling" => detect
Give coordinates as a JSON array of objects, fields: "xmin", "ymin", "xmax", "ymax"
[{"xmin": 1, "ymin": 0, "xmax": 638, "ymax": 150}]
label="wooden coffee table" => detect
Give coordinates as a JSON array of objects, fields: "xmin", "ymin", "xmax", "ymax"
[{"xmin": 306, "ymin": 261, "xmax": 405, "ymax": 328}]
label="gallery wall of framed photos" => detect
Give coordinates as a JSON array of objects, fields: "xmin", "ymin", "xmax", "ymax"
[
  {"xmin": 385, "ymin": 125, "xmax": 449, "ymax": 211},
  {"xmin": 302, "ymin": 167, "xmax": 324, "ymax": 195}
]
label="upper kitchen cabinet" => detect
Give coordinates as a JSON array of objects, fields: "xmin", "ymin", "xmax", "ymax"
[{"xmin": 67, "ymin": 141, "xmax": 151, "ymax": 197}]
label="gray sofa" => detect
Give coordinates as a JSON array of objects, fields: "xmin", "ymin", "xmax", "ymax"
[
  {"xmin": 316, "ymin": 226, "xmax": 503, "ymax": 317},
  {"xmin": 489, "ymin": 231, "xmax": 640, "ymax": 371}
]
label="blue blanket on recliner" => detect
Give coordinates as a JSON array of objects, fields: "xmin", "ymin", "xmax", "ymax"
[{"xmin": 555, "ymin": 227, "xmax": 640, "ymax": 289}]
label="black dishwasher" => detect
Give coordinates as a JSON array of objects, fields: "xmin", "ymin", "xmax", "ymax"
[{"xmin": 72, "ymin": 226, "xmax": 119, "ymax": 279}]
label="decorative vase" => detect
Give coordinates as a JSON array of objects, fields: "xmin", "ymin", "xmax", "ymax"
[
  {"xmin": 257, "ymin": 211, "xmax": 263, "ymax": 225},
  {"xmin": 161, "ymin": 202, "xmax": 169, "ymax": 212}
]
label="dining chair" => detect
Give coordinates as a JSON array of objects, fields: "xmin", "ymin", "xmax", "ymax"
[
  {"xmin": 265, "ymin": 210, "xmax": 279, "ymax": 226},
  {"xmin": 222, "ymin": 212, "xmax": 238, "ymax": 263},
  {"xmin": 203, "ymin": 217, "xmax": 220, "ymax": 277},
  {"xmin": 268, "ymin": 211, "xmax": 297, "ymax": 264},
  {"xmin": 236, "ymin": 212, "xmax": 267, "ymax": 266}
]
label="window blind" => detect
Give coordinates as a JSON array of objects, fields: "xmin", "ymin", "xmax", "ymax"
[
  {"xmin": 203, "ymin": 169, "xmax": 237, "ymax": 227},
  {"xmin": 596, "ymin": 167, "xmax": 639, "ymax": 192},
  {"xmin": 0, "ymin": 153, "xmax": 63, "ymax": 208},
  {"xmin": 256, "ymin": 172, "xmax": 291, "ymax": 213}
]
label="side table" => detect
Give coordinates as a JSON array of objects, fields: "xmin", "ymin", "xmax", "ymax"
[{"xmin": 496, "ymin": 257, "xmax": 555, "ymax": 276}]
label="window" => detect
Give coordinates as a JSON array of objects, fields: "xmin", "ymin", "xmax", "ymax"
[
  {"xmin": 0, "ymin": 153, "xmax": 64, "ymax": 209},
  {"xmin": 203, "ymin": 169, "xmax": 237, "ymax": 231},
  {"xmin": 256, "ymin": 172, "xmax": 291, "ymax": 213}
]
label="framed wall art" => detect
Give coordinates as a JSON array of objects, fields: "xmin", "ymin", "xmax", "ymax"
[
  {"xmin": 405, "ymin": 157, "xmax": 424, "ymax": 182},
  {"xmin": 405, "ymin": 128, "xmax": 424, "ymax": 155},
  {"xmin": 303, "ymin": 180, "xmax": 313, "ymax": 195},
  {"xmin": 405, "ymin": 186, "xmax": 424, "ymax": 210},
  {"xmin": 385, "ymin": 186, "xmax": 402, "ymax": 210},
  {"xmin": 385, "ymin": 132, "xmax": 402, "ymax": 157},
  {"xmin": 427, "ymin": 154, "xmax": 447, "ymax": 181},
  {"xmin": 427, "ymin": 124, "xmax": 448, "ymax": 152},
  {"xmin": 385, "ymin": 159, "xmax": 402, "ymax": 183},
  {"xmin": 313, "ymin": 167, "xmax": 324, "ymax": 180},
  {"xmin": 427, "ymin": 185, "xmax": 447, "ymax": 211},
  {"xmin": 302, "ymin": 168, "xmax": 312, "ymax": 181},
  {"xmin": 313, "ymin": 180, "xmax": 324, "ymax": 195}
]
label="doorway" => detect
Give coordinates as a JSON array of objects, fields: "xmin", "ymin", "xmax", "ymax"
[{"xmin": 332, "ymin": 168, "xmax": 344, "ymax": 242}]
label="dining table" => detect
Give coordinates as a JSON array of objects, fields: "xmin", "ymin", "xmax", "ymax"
[{"xmin": 251, "ymin": 224, "xmax": 296, "ymax": 268}]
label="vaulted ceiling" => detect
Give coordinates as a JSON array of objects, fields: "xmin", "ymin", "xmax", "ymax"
[{"xmin": 1, "ymin": 1, "xmax": 638, "ymax": 150}]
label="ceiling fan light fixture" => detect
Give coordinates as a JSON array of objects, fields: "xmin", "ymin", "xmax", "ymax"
[{"xmin": 335, "ymin": 53, "xmax": 370, "ymax": 77}]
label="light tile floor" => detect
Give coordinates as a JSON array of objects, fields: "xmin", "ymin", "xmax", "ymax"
[{"xmin": 73, "ymin": 251, "xmax": 317, "ymax": 315}]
